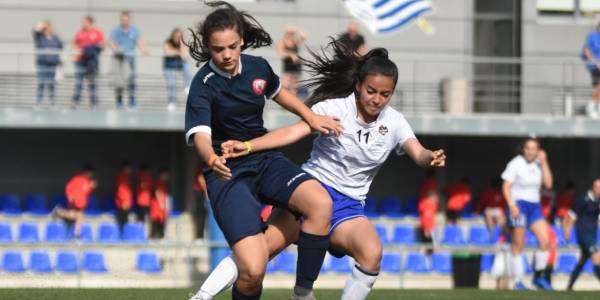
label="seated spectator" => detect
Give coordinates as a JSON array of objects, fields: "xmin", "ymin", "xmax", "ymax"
[
  {"xmin": 419, "ymin": 190, "xmax": 439, "ymax": 244},
  {"xmin": 477, "ymin": 178, "xmax": 506, "ymax": 234},
  {"xmin": 136, "ymin": 164, "xmax": 153, "ymax": 223},
  {"xmin": 115, "ymin": 161, "xmax": 133, "ymax": 234},
  {"xmin": 445, "ymin": 177, "xmax": 472, "ymax": 224},
  {"xmin": 150, "ymin": 168, "xmax": 170, "ymax": 239},
  {"xmin": 163, "ymin": 28, "xmax": 190, "ymax": 111},
  {"xmin": 419, "ymin": 168, "xmax": 438, "ymax": 199},
  {"xmin": 32, "ymin": 20, "xmax": 63, "ymax": 108},
  {"xmin": 556, "ymin": 182, "xmax": 576, "ymax": 222},
  {"xmin": 53, "ymin": 165, "xmax": 96, "ymax": 237}
]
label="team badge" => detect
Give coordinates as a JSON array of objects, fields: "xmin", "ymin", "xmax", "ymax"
[
  {"xmin": 252, "ymin": 78, "xmax": 267, "ymax": 95},
  {"xmin": 379, "ymin": 125, "xmax": 388, "ymax": 135}
]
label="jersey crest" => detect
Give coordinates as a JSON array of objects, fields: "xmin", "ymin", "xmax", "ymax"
[
  {"xmin": 252, "ymin": 78, "xmax": 267, "ymax": 95},
  {"xmin": 379, "ymin": 125, "xmax": 389, "ymax": 136}
]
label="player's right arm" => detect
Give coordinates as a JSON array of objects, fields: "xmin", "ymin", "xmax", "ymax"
[{"xmin": 221, "ymin": 121, "xmax": 312, "ymax": 158}]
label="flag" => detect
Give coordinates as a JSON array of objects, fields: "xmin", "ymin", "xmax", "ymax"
[{"xmin": 343, "ymin": 0, "xmax": 433, "ymax": 35}]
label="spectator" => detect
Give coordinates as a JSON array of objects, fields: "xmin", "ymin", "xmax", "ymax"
[
  {"xmin": 150, "ymin": 168, "xmax": 170, "ymax": 239},
  {"xmin": 476, "ymin": 178, "xmax": 506, "ymax": 235},
  {"xmin": 276, "ymin": 26, "xmax": 307, "ymax": 96},
  {"xmin": 53, "ymin": 165, "xmax": 96, "ymax": 237},
  {"xmin": 337, "ymin": 21, "xmax": 367, "ymax": 55},
  {"xmin": 556, "ymin": 182, "xmax": 576, "ymax": 222},
  {"xmin": 540, "ymin": 189, "xmax": 555, "ymax": 223},
  {"xmin": 115, "ymin": 161, "xmax": 133, "ymax": 234},
  {"xmin": 109, "ymin": 11, "xmax": 149, "ymax": 109},
  {"xmin": 419, "ymin": 190, "xmax": 439, "ymax": 244},
  {"xmin": 582, "ymin": 20, "xmax": 600, "ymax": 95},
  {"xmin": 192, "ymin": 166, "xmax": 208, "ymax": 238},
  {"xmin": 136, "ymin": 164, "xmax": 153, "ymax": 222},
  {"xmin": 163, "ymin": 28, "xmax": 191, "ymax": 111},
  {"xmin": 32, "ymin": 20, "xmax": 63, "ymax": 108},
  {"xmin": 445, "ymin": 176, "xmax": 472, "ymax": 224},
  {"xmin": 71, "ymin": 15, "xmax": 104, "ymax": 109},
  {"xmin": 585, "ymin": 90, "xmax": 600, "ymax": 118}
]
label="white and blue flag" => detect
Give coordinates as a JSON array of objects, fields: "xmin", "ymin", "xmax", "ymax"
[{"xmin": 343, "ymin": 0, "xmax": 433, "ymax": 35}]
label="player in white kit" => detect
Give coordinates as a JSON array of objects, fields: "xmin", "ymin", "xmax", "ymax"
[{"xmin": 189, "ymin": 40, "xmax": 445, "ymax": 300}]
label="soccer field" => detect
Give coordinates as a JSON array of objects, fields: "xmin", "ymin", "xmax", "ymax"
[{"xmin": 0, "ymin": 288, "xmax": 599, "ymax": 300}]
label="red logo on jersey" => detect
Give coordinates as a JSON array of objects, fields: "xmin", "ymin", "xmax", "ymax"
[
  {"xmin": 252, "ymin": 79, "xmax": 267, "ymax": 95},
  {"xmin": 379, "ymin": 125, "xmax": 388, "ymax": 135}
]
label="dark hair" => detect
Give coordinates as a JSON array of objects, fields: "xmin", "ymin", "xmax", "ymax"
[
  {"xmin": 187, "ymin": 1, "xmax": 272, "ymax": 64},
  {"xmin": 166, "ymin": 28, "xmax": 182, "ymax": 49},
  {"xmin": 84, "ymin": 15, "xmax": 94, "ymax": 23},
  {"xmin": 301, "ymin": 38, "xmax": 398, "ymax": 106},
  {"xmin": 519, "ymin": 137, "xmax": 540, "ymax": 155}
]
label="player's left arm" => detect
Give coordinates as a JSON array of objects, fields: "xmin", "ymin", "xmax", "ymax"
[
  {"xmin": 537, "ymin": 149, "xmax": 553, "ymax": 189},
  {"xmin": 273, "ymin": 89, "xmax": 342, "ymax": 136},
  {"xmin": 403, "ymin": 138, "xmax": 445, "ymax": 168}
]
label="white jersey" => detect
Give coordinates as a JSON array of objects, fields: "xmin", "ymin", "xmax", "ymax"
[
  {"xmin": 301, "ymin": 94, "xmax": 416, "ymax": 202},
  {"xmin": 501, "ymin": 155, "xmax": 542, "ymax": 203}
]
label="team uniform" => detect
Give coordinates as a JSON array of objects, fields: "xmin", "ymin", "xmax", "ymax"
[
  {"xmin": 570, "ymin": 191, "xmax": 600, "ymax": 257},
  {"xmin": 185, "ymin": 54, "xmax": 314, "ymax": 246},
  {"xmin": 501, "ymin": 155, "xmax": 544, "ymax": 228},
  {"xmin": 301, "ymin": 93, "xmax": 416, "ymax": 256},
  {"xmin": 65, "ymin": 173, "xmax": 95, "ymax": 211}
]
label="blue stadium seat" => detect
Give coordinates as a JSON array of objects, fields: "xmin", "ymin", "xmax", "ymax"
[
  {"xmin": 480, "ymin": 253, "xmax": 494, "ymax": 273},
  {"xmin": 85, "ymin": 195, "xmax": 102, "ymax": 216},
  {"xmin": 378, "ymin": 197, "xmax": 403, "ymax": 218},
  {"xmin": 3, "ymin": 250, "xmax": 25, "ymax": 273},
  {"xmin": 364, "ymin": 197, "xmax": 379, "ymax": 217},
  {"xmin": 569, "ymin": 229, "xmax": 578, "ymax": 246},
  {"xmin": 24, "ymin": 194, "xmax": 49, "ymax": 216},
  {"xmin": 18, "ymin": 222, "xmax": 40, "ymax": 243},
  {"xmin": 30, "ymin": 251, "xmax": 53, "ymax": 273},
  {"xmin": 460, "ymin": 202, "xmax": 476, "ymax": 219},
  {"xmin": 82, "ymin": 251, "xmax": 108, "ymax": 273},
  {"xmin": 45, "ymin": 222, "xmax": 67, "ymax": 243},
  {"xmin": 525, "ymin": 230, "xmax": 539, "ymax": 247},
  {"xmin": 329, "ymin": 256, "xmax": 352, "ymax": 273},
  {"xmin": 266, "ymin": 258, "xmax": 278, "ymax": 273},
  {"xmin": 137, "ymin": 251, "xmax": 162, "ymax": 273},
  {"xmin": 375, "ymin": 225, "xmax": 390, "ymax": 245},
  {"xmin": 56, "ymin": 251, "xmax": 79, "ymax": 273},
  {"xmin": 401, "ymin": 196, "xmax": 419, "ymax": 217},
  {"xmin": 68, "ymin": 223, "xmax": 94, "ymax": 242},
  {"xmin": 404, "ymin": 252, "xmax": 431, "ymax": 273},
  {"xmin": 381, "ymin": 253, "xmax": 402, "ymax": 274},
  {"xmin": 98, "ymin": 223, "xmax": 120, "ymax": 243},
  {"xmin": 1, "ymin": 194, "xmax": 22, "ymax": 216},
  {"xmin": 50, "ymin": 195, "xmax": 68, "ymax": 209},
  {"xmin": 0, "ymin": 223, "xmax": 12, "ymax": 243},
  {"xmin": 122, "ymin": 223, "xmax": 147, "ymax": 243},
  {"xmin": 392, "ymin": 224, "xmax": 416, "ymax": 245},
  {"xmin": 490, "ymin": 226, "xmax": 503, "ymax": 244},
  {"xmin": 275, "ymin": 251, "xmax": 297, "ymax": 274},
  {"xmin": 583, "ymin": 258, "xmax": 594, "ymax": 274},
  {"xmin": 442, "ymin": 225, "xmax": 466, "ymax": 246},
  {"xmin": 432, "ymin": 252, "xmax": 452, "ymax": 274},
  {"xmin": 468, "ymin": 225, "xmax": 491, "ymax": 246},
  {"xmin": 557, "ymin": 253, "xmax": 578, "ymax": 274}
]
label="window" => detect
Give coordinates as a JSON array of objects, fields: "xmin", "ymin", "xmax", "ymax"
[{"xmin": 537, "ymin": 0, "xmax": 600, "ymax": 17}]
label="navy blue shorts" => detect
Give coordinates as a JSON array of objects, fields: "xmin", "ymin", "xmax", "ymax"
[
  {"xmin": 507, "ymin": 200, "xmax": 544, "ymax": 228},
  {"xmin": 322, "ymin": 184, "xmax": 366, "ymax": 258},
  {"xmin": 205, "ymin": 151, "xmax": 315, "ymax": 246}
]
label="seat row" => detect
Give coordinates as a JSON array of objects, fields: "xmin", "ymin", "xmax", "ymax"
[{"xmin": 0, "ymin": 222, "xmax": 147, "ymax": 244}]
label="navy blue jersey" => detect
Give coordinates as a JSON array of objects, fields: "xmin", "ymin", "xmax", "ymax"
[
  {"xmin": 185, "ymin": 54, "xmax": 281, "ymax": 152},
  {"xmin": 572, "ymin": 191, "xmax": 600, "ymax": 234}
]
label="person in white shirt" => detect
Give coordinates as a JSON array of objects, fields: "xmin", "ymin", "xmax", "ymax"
[
  {"xmin": 189, "ymin": 40, "xmax": 445, "ymax": 300},
  {"xmin": 501, "ymin": 137, "xmax": 553, "ymax": 291}
]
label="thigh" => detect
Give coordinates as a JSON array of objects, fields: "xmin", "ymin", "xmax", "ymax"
[
  {"xmin": 264, "ymin": 207, "xmax": 300, "ymax": 259},
  {"xmin": 530, "ymin": 219, "xmax": 550, "ymax": 247},
  {"xmin": 232, "ymin": 233, "xmax": 269, "ymax": 275},
  {"xmin": 330, "ymin": 217, "xmax": 381, "ymax": 260}
]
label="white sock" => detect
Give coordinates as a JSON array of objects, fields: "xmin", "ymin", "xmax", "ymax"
[
  {"xmin": 341, "ymin": 264, "xmax": 379, "ymax": 300},
  {"xmin": 197, "ymin": 255, "xmax": 238, "ymax": 299},
  {"xmin": 510, "ymin": 253, "xmax": 524, "ymax": 283},
  {"xmin": 534, "ymin": 250, "xmax": 549, "ymax": 271}
]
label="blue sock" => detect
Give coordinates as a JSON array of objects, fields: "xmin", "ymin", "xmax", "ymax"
[{"xmin": 295, "ymin": 231, "xmax": 330, "ymax": 290}]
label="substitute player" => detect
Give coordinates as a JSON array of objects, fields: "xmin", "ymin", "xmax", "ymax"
[
  {"xmin": 191, "ymin": 39, "xmax": 445, "ymax": 300},
  {"xmin": 53, "ymin": 165, "xmax": 96, "ymax": 238}
]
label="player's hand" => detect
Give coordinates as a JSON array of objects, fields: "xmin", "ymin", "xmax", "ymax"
[
  {"xmin": 306, "ymin": 114, "xmax": 343, "ymax": 136},
  {"xmin": 508, "ymin": 203, "xmax": 520, "ymax": 218},
  {"xmin": 207, "ymin": 154, "xmax": 231, "ymax": 181},
  {"xmin": 430, "ymin": 149, "xmax": 446, "ymax": 167},
  {"xmin": 221, "ymin": 140, "xmax": 250, "ymax": 159},
  {"xmin": 537, "ymin": 149, "xmax": 548, "ymax": 163}
]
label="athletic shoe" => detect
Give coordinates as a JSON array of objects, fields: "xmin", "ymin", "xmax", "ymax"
[
  {"xmin": 532, "ymin": 277, "xmax": 553, "ymax": 291},
  {"xmin": 188, "ymin": 290, "xmax": 211, "ymax": 300},
  {"xmin": 514, "ymin": 281, "xmax": 529, "ymax": 290},
  {"xmin": 290, "ymin": 290, "xmax": 316, "ymax": 300}
]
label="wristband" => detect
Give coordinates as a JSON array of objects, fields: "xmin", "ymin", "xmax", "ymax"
[{"xmin": 244, "ymin": 141, "xmax": 254, "ymax": 154}]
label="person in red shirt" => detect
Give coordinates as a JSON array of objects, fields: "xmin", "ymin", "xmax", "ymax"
[
  {"xmin": 114, "ymin": 162, "xmax": 133, "ymax": 234},
  {"xmin": 150, "ymin": 168, "xmax": 170, "ymax": 239},
  {"xmin": 445, "ymin": 177, "xmax": 472, "ymax": 224},
  {"xmin": 419, "ymin": 169, "xmax": 438, "ymax": 199},
  {"xmin": 556, "ymin": 182, "xmax": 576, "ymax": 221},
  {"xmin": 419, "ymin": 191, "xmax": 439, "ymax": 244},
  {"xmin": 477, "ymin": 178, "xmax": 506, "ymax": 234},
  {"xmin": 71, "ymin": 15, "xmax": 104, "ymax": 108},
  {"xmin": 53, "ymin": 165, "xmax": 96, "ymax": 238},
  {"xmin": 136, "ymin": 164, "xmax": 153, "ymax": 222},
  {"xmin": 540, "ymin": 188, "xmax": 556, "ymax": 223}
]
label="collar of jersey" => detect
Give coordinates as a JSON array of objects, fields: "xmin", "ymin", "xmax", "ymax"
[
  {"xmin": 348, "ymin": 93, "xmax": 388, "ymax": 128},
  {"xmin": 209, "ymin": 58, "xmax": 243, "ymax": 79},
  {"xmin": 587, "ymin": 190, "xmax": 598, "ymax": 202}
]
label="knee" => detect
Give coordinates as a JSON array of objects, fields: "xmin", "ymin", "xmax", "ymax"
[
  {"xmin": 237, "ymin": 264, "xmax": 266, "ymax": 287},
  {"xmin": 356, "ymin": 244, "xmax": 383, "ymax": 273}
]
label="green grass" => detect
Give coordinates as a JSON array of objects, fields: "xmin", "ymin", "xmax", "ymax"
[{"xmin": 0, "ymin": 288, "xmax": 598, "ymax": 300}]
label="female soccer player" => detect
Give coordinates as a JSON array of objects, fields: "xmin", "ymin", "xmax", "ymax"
[
  {"xmin": 501, "ymin": 137, "xmax": 554, "ymax": 290},
  {"xmin": 184, "ymin": 2, "xmax": 342, "ymax": 299},
  {"xmin": 191, "ymin": 39, "xmax": 445, "ymax": 300}
]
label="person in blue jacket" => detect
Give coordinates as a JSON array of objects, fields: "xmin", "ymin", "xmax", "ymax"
[{"xmin": 33, "ymin": 21, "xmax": 63, "ymax": 107}]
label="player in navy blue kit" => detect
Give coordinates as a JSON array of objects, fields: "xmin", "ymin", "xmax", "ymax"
[
  {"xmin": 564, "ymin": 178, "xmax": 600, "ymax": 290},
  {"xmin": 184, "ymin": 2, "xmax": 342, "ymax": 300}
]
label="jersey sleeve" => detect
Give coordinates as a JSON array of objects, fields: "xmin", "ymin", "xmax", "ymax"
[
  {"xmin": 310, "ymin": 99, "xmax": 343, "ymax": 118},
  {"xmin": 184, "ymin": 77, "xmax": 213, "ymax": 146},
  {"xmin": 394, "ymin": 116, "xmax": 416, "ymax": 156},
  {"xmin": 263, "ymin": 58, "xmax": 281, "ymax": 99},
  {"xmin": 501, "ymin": 158, "xmax": 518, "ymax": 183}
]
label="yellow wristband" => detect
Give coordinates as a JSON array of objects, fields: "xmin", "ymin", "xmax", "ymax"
[{"xmin": 244, "ymin": 141, "xmax": 253, "ymax": 154}]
